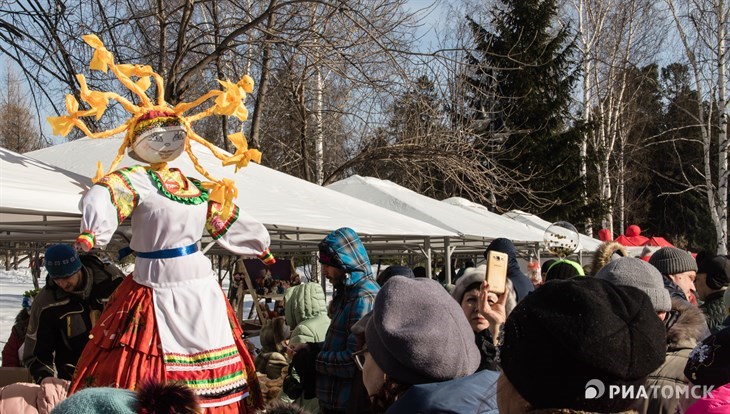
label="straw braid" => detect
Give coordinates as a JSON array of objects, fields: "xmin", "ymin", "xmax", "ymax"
[{"xmin": 184, "ymin": 134, "xmax": 218, "ymax": 184}]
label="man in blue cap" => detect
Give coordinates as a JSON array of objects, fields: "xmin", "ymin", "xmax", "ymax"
[{"xmin": 22, "ymin": 244, "xmax": 124, "ymax": 382}]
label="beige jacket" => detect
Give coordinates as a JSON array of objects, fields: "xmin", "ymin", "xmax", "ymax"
[{"xmin": 0, "ymin": 377, "xmax": 69, "ymax": 414}]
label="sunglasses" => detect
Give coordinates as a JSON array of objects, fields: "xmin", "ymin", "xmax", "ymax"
[{"xmin": 353, "ymin": 345, "xmax": 368, "ymax": 371}]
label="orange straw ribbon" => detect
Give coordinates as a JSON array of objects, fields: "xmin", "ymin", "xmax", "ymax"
[{"xmin": 202, "ymin": 178, "xmax": 238, "ymax": 221}]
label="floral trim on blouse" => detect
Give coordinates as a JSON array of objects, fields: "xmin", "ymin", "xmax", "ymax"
[
  {"xmin": 206, "ymin": 201, "xmax": 239, "ymax": 239},
  {"xmin": 96, "ymin": 166, "xmax": 142, "ymax": 224}
]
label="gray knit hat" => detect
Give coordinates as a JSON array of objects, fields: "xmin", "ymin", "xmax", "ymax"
[
  {"xmin": 649, "ymin": 247, "xmax": 698, "ymax": 275},
  {"xmin": 451, "ymin": 265, "xmax": 486, "ymax": 303},
  {"xmin": 364, "ymin": 276, "xmax": 480, "ymax": 385},
  {"xmin": 595, "ymin": 257, "xmax": 672, "ymax": 312}
]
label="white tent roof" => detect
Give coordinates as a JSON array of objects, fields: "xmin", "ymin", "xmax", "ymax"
[
  {"xmin": 21, "ymin": 138, "xmax": 456, "ymax": 252},
  {"xmin": 441, "ymin": 197, "xmax": 545, "ymax": 241},
  {"xmin": 327, "ymin": 175, "xmax": 542, "ymax": 243},
  {"xmin": 0, "ymin": 147, "xmax": 90, "ymax": 215},
  {"xmin": 503, "ymin": 209, "xmax": 603, "ymax": 253},
  {"xmin": 0, "ymin": 148, "xmax": 90, "ymax": 243}
]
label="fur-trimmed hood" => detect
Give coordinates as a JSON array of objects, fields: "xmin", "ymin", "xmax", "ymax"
[
  {"xmin": 590, "ymin": 241, "xmax": 628, "ymax": 275},
  {"xmin": 666, "ymin": 298, "xmax": 710, "ymax": 349}
]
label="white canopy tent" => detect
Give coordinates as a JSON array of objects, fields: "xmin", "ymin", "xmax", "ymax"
[
  {"xmin": 441, "ymin": 197, "xmax": 546, "ymax": 242},
  {"xmin": 0, "ymin": 147, "xmax": 92, "ymax": 244},
  {"xmin": 327, "ymin": 175, "xmax": 543, "ymax": 282},
  {"xmin": 15, "ymin": 139, "xmax": 456, "ymax": 264},
  {"xmin": 503, "ymin": 209, "xmax": 603, "ymax": 261}
]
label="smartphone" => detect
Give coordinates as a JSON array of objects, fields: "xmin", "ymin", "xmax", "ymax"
[{"xmin": 486, "ymin": 251, "xmax": 508, "ymax": 295}]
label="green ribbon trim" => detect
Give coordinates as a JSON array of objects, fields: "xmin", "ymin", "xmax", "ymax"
[{"xmin": 147, "ymin": 170, "xmax": 209, "ymax": 205}]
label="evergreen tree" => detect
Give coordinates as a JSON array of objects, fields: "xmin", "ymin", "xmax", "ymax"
[
  {"xmin": 645, "ymin": 63, "xmax": 716, "ymax": 251},
  {"xmin": 354, "ymin": 75, "xmax": 451, "ymax": 196},
  {"xmin": 352, "ymin": 74, "xmax": 512, "ymax": 203},
  {"xmin": 464, "ymin": 0, "xmax": 580, "ymax": 220},
  {"xmin": 615, "ymin": 64, "xmax": 664, "ymax": 232},
  {"xmin": 389, "ymin": 75, "xmax": 441, "ymax": 146}
]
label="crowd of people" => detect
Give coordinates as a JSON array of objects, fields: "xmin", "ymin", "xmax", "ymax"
[
  {"xmin": 2, "ymin": 32, "xmax": 730, "ymax": 414},
  {"xmin": 2, "ymin": 229, "xmax": 729, "ymax": 414}
]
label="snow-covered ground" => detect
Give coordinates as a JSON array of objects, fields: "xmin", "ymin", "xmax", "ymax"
[{"xmin": 0, "ymin": 267, "xmax": 34, "ymax": 364}]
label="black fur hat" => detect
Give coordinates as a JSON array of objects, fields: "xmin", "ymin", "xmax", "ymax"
[{"xmin": 500, "ymin": 277, "xmax": 666, "ymax": 412}]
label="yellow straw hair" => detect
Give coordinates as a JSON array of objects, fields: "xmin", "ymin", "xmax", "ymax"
[{"xmin": 48, "ymin": 34, "xmax": 262, "ymax": 219}]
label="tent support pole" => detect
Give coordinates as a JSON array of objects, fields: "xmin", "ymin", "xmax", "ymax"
[
  {"xmin": 421, "ymin": 237, "xmax": 432, "ymax": 279},
  {"xmin": 445, "ymin": 238, "xmax": 454, "ymax": 285}
]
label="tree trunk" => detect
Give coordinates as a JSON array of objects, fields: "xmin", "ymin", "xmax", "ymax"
[
  {"xmin": 618, "ymin": 133, "xmax": 626, "ymax": 233},
  {"xmin": 667, "ymin": 0, "xmax": 728, "ymax": 254},
  {"xmin": 716, "ymin": 0, "xmax": 729, "ymax": 254},
  {"xmin": 601, "ymin": 155, "xmax": 614, "ymax": 235},
  {"xmin": 248, "ymin": 0, "xmax": 278, "ymax": 151},
  {"xmin": 297, "ymin": 80, "xmax": 311, "ymax": 182},
  {"xmin": 212, "ymin": 0, "xmax": 229, "ymax": 152},
  {"xmin": 315, "ymin": 65, "xmax": 324, "ymax": 185},
  {"xmin": 157, "ymin": 0, "xmax": 168, "ymax": 79},
  {"xmin": 578, "ymin": 0, "xmax": 593, "ymax": 236}
]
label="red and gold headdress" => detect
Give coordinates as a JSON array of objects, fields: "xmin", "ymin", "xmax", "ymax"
[{"xmin": 48, "ymin": 34, "xmax": 260, "ymax": 220}]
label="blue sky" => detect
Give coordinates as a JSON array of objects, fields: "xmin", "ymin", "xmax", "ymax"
[
  {"xmin": 14, "ymin": 1, "xmax": 452, "ymax": 145},
  {"xmin": 404, "ymin": 0, "xmax": 449, "ymax": 51}
]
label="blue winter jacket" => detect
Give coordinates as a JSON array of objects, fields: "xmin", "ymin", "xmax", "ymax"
[{"xmin": 385, "ymin": 369, "xmax": 500, "ymax": 414}]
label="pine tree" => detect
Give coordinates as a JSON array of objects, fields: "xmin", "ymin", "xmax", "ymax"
[
  {"xmin": 389, "ymin": 75, "xmax": 440, "ymax": 146},
  {"xmin": 464, "ymin": 0, "xmax": 580, "ymax": 219}
]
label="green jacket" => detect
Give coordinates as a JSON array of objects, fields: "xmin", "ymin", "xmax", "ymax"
[
  {"xmin": 284, "ymin": 283, "xmax": 331, "ymax": 346},
  {"xmin": 279, "ymin": 283, "xmax": 331, "ymax": 413},
  {"xmin": 640, "ymin": 299, "xmax": 709, "ymax": 414}
]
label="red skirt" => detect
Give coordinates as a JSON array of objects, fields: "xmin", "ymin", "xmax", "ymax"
[{"xmin": 70, "ymin": 274, "xmax": 263, "ymax": 413}]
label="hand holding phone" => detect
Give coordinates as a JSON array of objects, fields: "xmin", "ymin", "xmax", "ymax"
[{"xmin": 479, "ymin": 279, "xmax": 508, "ymax": 344}]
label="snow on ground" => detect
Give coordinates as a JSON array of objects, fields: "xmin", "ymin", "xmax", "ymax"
[{"xmin": 0, "ymin": 267, "xmax": 34, "ymax": 364}]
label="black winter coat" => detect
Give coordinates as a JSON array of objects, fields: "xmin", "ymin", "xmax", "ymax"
[
  {"xmin": 23, "ymin": 259, "xmax": 123, "ymax": 382},
  {"xmin": 700, "ymin": 290, "xmax": 727, "ymax": 334}
]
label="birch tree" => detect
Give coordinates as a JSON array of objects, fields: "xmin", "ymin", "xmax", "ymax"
[
  {"xmin": 571, "ymin": 0, "xmax": 663, "ymax": 235},
  {"xmin": 665, "ymin": 0, "xmax": 729, "ymax": 254}
]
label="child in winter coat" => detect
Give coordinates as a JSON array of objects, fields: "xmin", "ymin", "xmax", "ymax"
[{"xmin": 279, "ymin": 282, "xmax": 331, "ymax": 413}]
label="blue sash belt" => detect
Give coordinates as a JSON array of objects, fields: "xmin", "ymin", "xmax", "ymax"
[{"xmin": 134, "ymin": 243, "xmax": 199, "ymax": 259}]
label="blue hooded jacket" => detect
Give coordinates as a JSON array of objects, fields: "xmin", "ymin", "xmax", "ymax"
[{"xmin": 315, "ymin": 227, "xmax": 379, "ymax": 411}]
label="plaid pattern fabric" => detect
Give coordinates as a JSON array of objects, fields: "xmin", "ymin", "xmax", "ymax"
[
  {"xmin": 316, "ymin": 228, "xmax": 379, "ymax": 411},
  {"xmin": 318, "ymin": 227, "xmax": 373, "ymax": 280}
]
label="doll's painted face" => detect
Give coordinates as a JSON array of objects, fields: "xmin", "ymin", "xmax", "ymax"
[{"xmin": 130, "ymin": 126, "xmax": 186, "ymax": 163}]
